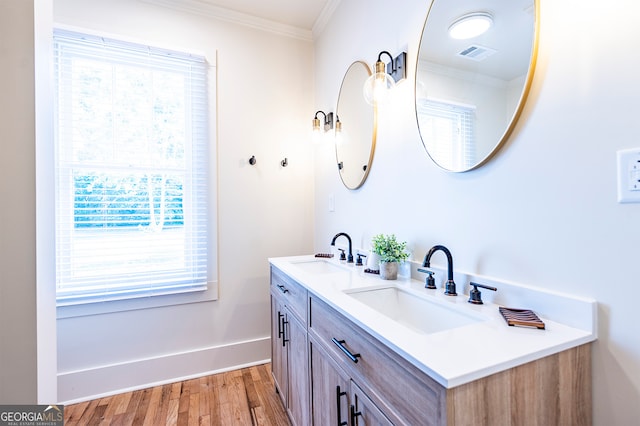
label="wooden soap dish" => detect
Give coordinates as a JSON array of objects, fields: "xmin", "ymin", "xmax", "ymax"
[
  {"xmin": 314, "ymin": 253, "xmax": 334, "ymax": 258},
  {"xmin": 499, "ymin": 307, "xmax": 546, "ymax": 330}
]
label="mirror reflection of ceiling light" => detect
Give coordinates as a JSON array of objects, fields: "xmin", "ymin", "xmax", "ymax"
[{"xmin": 448, "ymin": 13, "xmax": 493, "ymax": 40}]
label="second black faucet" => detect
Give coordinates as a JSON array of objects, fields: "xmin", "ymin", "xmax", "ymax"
[
  {"xmin": 422, "ymin": 245, "xmax": 457, "ymax": 296},
  {"xmin": 331, "ymin": 232, "xmax": 354, "ymax": 263}
]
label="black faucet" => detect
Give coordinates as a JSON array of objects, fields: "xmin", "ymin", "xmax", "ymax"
[
  {"xmin": 422, "ymin": 245, "xmax": 457, "ymax": 296},
  {"xmin": 331, "ymin": 232, "xmax": 353, "ymax": 263}
]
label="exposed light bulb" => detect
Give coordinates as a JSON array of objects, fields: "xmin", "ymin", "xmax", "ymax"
[
  {"xmin": 363, "ymin": 61, "xmax": 395, "ymax": 105},
  {"xmin": 334, "ymin": 119, "xmax": 346, "ymax": 146}
]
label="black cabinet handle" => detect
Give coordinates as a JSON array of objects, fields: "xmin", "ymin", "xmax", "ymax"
[
  {"xmin": 277, "ymin": 284, "xmax": 289, "ymax": 294},
  {"xmin": 332, "ymin": 338, "xmax": 361, "ymax": 363},
  {"xmin": 350, "ymin": 404, "xmax": 362, "ymax": 426},
  {"xmin": 281, "ymin": 316, "xmax": 289, "ymax": 347},
  {"xmin": 336, "ymin": 386, "xmax": 347, "ymax": 426},
  {"xmin": 277, "ymin": 312, "xmax": 284, "ymax": 340}
]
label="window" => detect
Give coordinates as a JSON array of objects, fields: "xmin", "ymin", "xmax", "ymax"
[
  {"xmin": 417, "ymin": 99, "xmax": 476, "ymax": 170},
  {"xmin": 53, "ymin": 29, "xmax": 212, "ymax": 306}
]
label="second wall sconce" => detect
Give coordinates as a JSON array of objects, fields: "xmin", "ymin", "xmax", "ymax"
[
  {"xmin": 312, "ymin": 110, "xmax": 334, "ymax": 133},
  {"xmin": 363, "ymin": 50, "xmax": 407, "ymax": 105}
]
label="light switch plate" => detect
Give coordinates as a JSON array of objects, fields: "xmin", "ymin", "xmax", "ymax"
[{"xmin": 617, "ymin": 148, "xmax": 640, "ymax": 203}]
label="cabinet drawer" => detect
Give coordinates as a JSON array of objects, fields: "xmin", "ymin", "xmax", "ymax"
[
  {"xmin": 309, "ymin": 295, "xmax": 447, "ymax": 426},
  {"xmin": 271, "ymin": 266, "xmax": 308, "ymax": 324}
]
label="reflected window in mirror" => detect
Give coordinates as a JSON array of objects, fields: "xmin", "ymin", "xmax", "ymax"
[{"xmin": 417, "ymin": 99, "xmax": 476, "ymax": 170}]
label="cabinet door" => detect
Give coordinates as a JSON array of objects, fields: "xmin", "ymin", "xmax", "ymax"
[
  {"xmin": 349, "ymin": 381, "xmax": 393, "ymax": 426},
  {"xmin": 287, "ymin": 314, "xmax": 310, "ymax": 426},
  {"xmin": 309, "ymin": 337, "xmax": 350, "ymax": 426},
  {"xmin": 310, "ymin": 295, "xmax": 447, "ymax": 425},
  {"xmin": 271, "ymin": 294, "xmax": 288, "ymax": 401}
]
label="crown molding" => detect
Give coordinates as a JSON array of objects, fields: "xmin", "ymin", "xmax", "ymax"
[
  {"xmin": 141, "ymin": 0, "xmax": 315, "ymax": 41},
  {"xmin": 312, "ymin": 0, "xmax": 341, "ymax": 39}
]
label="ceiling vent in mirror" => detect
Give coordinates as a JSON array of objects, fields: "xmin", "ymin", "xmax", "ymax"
[{"xmin": 457, "ymin": 45, "xmax": 496, "ymax": 61}]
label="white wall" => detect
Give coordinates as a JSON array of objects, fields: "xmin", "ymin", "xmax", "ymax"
[
  {"xmin": 314, "ymin": 0, "xmax": 640, "ymax": 424},
  {"xmin": 0, "ymin": 0, "xmax": 39, "ymax": 404},
  {"xmin": 54, "ymin": 0, "xmax": 314, "ymax": 402},
  {"xmin": 1, "ymin": 0, "xmax": 57, "ymax": 406}
]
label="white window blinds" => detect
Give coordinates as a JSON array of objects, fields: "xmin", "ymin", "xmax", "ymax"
[
  {"xmin": 417, "ymin": 99, "xmax": 476, "ymax": 170},
  {"xmin": 53, "ymin": 29, "xmax": 209, "ymax": 305}
]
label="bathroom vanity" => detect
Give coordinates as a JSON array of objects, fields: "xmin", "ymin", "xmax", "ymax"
[{"xmin": 269, "ymin": 255, "xmax": 595, "ymax": 425}]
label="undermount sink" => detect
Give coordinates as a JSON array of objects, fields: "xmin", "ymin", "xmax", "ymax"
[
  {"xmin": 345, "ymin": 286, "xmax": 484, "ymax": 335},
  {"xmin": 291, "ymin": 259, "xmax": 350, "ymax": 275}
]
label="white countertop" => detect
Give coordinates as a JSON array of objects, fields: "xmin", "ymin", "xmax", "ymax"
[{"xmin": 269, "ymin": 255, "xmax": 597, "ymax": 388}]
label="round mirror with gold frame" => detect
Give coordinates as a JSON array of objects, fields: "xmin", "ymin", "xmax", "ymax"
[
  {"xmin": 336, "ymin": 61, "xmax": 377, "ymax": 189},
  {"xmin": 415, "ymin": 0, "xmax": 539, "ymax": 172}
]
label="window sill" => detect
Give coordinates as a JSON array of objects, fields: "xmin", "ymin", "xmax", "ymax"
[{"xmin": 56, "ymin": 280, "xmax": 218, "ymax": 319}]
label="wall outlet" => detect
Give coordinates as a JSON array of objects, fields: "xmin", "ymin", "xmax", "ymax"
[{"xmin": 617, "ymin": 148, "xmax": 640, "ymax": 203}]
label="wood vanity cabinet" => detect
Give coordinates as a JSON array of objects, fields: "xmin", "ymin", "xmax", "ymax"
[
  {"xmin": 270, "ymin": 267, "xmax": 310, "ymax": 426},
  {"xmin": 271, "ymin": 266, "xmax": 592, "ymax": 425}
]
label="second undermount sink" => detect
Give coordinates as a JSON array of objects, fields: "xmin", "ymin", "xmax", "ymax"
[
  {"xmin": 345, "ymin": 286, "xmax": 484, "ymax": 335},
  {"xmin": 291, "ymin": 259, "xmax": 350, "ymax": 275}
]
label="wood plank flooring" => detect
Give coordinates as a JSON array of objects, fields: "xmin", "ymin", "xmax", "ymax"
[{"xmin": 63, "ymin": 363, "xmax": 290, "ymax": 426}]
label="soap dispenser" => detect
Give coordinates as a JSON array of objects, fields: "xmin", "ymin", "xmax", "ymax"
[{"xmin": 366, "ymin": 247, "xmax": 380, "ymax": 271}]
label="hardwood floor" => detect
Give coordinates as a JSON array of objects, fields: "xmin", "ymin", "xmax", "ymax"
[{"xmin": 63, "ymin": 363, "xmax": 290, "ymax": 426}]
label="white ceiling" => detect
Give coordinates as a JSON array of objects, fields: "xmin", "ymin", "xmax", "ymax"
[
  {"xmin": 143, "ymin": 0, "xmax": 339, "ymax": 39},
  {"xmin": 194, "ymin": 0, "xmax": 330, "ymax": 29}
]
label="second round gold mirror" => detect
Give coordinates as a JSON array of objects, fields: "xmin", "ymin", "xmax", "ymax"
[{"xmin": 335, "ymin": 61, "xmax": 376, "ymax": 189}]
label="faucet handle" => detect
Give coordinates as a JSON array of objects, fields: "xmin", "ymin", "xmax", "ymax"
[
  {"xmin": 468, "ymin": 282, "xmax": 497, "ymax": 304},
  {"xmin": 417, "ymin": 268, "xmax": 437, "ymax": 289},
  {"xmin": 337, "ymin": 248, "xmax": 346, "ymax": 261},
  {"xmin": 356, "ymin": 253, "xmax": 366, "ymax": 266}
]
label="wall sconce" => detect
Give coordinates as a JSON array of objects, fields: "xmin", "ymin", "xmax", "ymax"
[
  {"xmin": 363, "ymin": 50, "xmax": 407, "ymax": 105},
  {"xmin": 448, "ymin": 12, "xmax": 493, "ymax": 40},
  {"xmin": 312, "ymin": 110, "xmax": 334, "ymax": 133}
]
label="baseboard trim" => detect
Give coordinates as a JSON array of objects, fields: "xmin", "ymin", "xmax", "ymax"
[{"xmin": 58, "ymin": 336, "xmax": 271, "ymax": 404}]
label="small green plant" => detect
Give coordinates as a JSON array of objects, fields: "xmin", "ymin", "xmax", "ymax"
[{"xmin": 371, "ymin": 234, "xmax": 409, "ymax": 263}]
